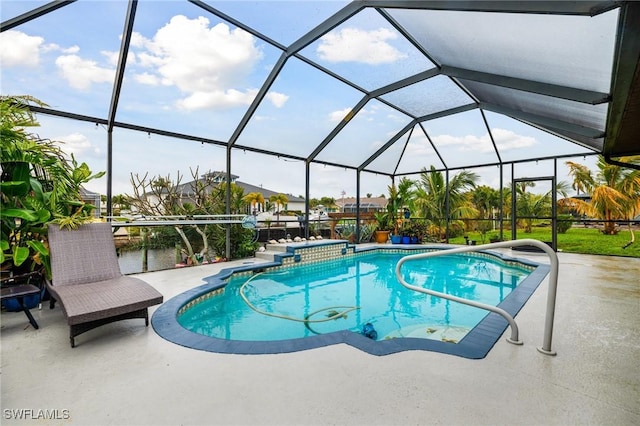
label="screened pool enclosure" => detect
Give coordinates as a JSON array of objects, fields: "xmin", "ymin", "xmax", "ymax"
[{"xmin": 2, "ymin": 1, "xmax": 639, "ymax": 255}]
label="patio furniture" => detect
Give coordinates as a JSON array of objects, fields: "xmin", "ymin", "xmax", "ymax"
[
  {"xmin": 46, "ymin": 223, "xmax": 163, "ymax": 347},
  {"xmin": 1, "ymin": 271, "xmax": 43, "ymax": 330}
]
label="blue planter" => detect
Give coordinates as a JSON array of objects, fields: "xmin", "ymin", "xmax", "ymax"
[
  {"xmin": 2, "ymin": 292, "xmax": 41, "ymax": 311},
  {"xmin": 401, "ymin": 236, "xmax": 410, "ymax": 244},
  {"xmin": 390, "ymin": 235, "xmax": 402, "ymax": 244},
  {"xmin": 410, "ymin": 236, "xmax": 419, "ymax": 244}
]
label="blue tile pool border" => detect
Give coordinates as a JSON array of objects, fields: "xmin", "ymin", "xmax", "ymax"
[{"xmin": 151, "ymin": 242, "xmax": 550, "ymax": 359}]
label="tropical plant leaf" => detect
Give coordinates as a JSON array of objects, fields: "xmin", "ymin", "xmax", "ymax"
[
  {"xmin": 0, "ymin": 208, "xmax": 39, "ymax": 222},
  {"xmin": 12, "ymin": 245, "xmax": 30, "ymax": 266}
]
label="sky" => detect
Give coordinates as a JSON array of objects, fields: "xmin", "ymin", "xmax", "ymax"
[{"xmin": 0, "ymin": 1, "xmax": 612, "ymax": 201}]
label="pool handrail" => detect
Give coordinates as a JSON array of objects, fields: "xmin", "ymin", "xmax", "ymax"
[{"xmin": 395, "ymin": 239, "xmax": 558, "ymax": 355}]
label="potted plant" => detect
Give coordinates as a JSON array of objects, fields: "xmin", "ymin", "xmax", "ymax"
[
  {"xmin": 1, "ymin": 96, "xmax": 105, "ymax": 297},
  {"xmin": 373, "ymin": 211, "xmax": 391, "ymax": 243},
  {"xmin": 386, "ymin": 183, "xmax": 403, "ymax": 244},
  {"xmin": 401, "ymin": 222, "xmax": 411, "ymax": 244}
]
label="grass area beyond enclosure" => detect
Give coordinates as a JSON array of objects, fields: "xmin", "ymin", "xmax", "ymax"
[{"xmin": 449, "ymin": 227, "xmax": 640, "ymax": 258}]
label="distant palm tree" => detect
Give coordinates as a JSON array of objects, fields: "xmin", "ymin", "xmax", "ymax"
[
  {"xmin": 515, "ymin": 181, "xmax": 570, "ymax": 233},
  {"xmin": 415, "ymin": 166, "xmax": 478, "ymax": 238},
  {"xmin": 565, "ymin": 156, "xmax": 640, "ymax": 235},
  {"xmin": 269, "ymin": 193, "xmax": 289, "ymax": 224},
  {"xmin": 111, "ymin": 194, "xmax": 131, "ymax": 212},
  {"xmin": 471, "ymin": 185, "xmax": 500, "ymax": 219},
  {"xmin": 242, "ymin": 192, "xmax": 265, "ymax": 215}
]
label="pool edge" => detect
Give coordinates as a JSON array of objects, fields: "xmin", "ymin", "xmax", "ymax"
[{"xmin": 151, "ymin": 244, "xmax": 550, "ymax": 359}]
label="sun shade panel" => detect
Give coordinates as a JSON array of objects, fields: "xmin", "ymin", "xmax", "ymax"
[
  {"xmin": 463, "ymin": 80, "xmax": 608, "ymax": 134},
  {"xmin": 388, "ymin": 8, "xmax": 618, "ymax": 93},
  {"xmin": 483, "ymin": 112, "xmax": 596, "ymax": 163},
  {"xmin": 380, "ymin": 75, "xmax": 475, "ymax": 118}
]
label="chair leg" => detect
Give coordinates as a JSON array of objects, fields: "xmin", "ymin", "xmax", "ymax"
[{"xmin": 17, "ymin": 297, "xmax": 39, "ymax": 330}]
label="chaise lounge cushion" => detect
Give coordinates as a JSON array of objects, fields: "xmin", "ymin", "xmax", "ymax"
[{"xmin": 49, "ymin": 276, "xmax": 163, "ymax": 326}]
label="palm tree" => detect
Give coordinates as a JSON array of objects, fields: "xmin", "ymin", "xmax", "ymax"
[
  {"xmin": 397, "ymin": 177, "xmax": 416, "ymax": 214},
  {"xmin": 242, "ymin": 192, "xmax": 265, "ymax": 215},
  {"xmin": 269, "ymin": 193, "xmax": 289, "ymax": 224},
  {"xmin": 414, "ymin": 166, "xmax": 478, "ymax": 238},
  {"xmin": 111, "ymin": 194, "xmax": 131, "ymax": 213},
  {"xmin": 471, "ymin": 185, "xmax": 500, "ymax": 219},
  {"xmin": 514, "ymin": 181, "xmax": 570, "ymax": 233},
  {"xmin": 565, "ymin": 156, "xmax": 640, "ymax": 235}
]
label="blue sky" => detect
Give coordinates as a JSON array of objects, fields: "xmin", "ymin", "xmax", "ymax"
[{"xmin": 1, "ymin": 1, "xmax": 608, "ymax": 200}]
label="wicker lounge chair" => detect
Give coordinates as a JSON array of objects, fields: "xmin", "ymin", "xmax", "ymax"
[{"xmin": 46, "ymin": 223, "xmax": 163, "ymax": 347}]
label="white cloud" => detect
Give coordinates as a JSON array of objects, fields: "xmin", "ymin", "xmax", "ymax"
[
  {"xmin": 61, "ymin": 45, "xmax": 80, "ymax": 55},
  {"xmin": 317, "ymin": 27, "xmax": 407, "ymax": 65},
  {"xmin": 491, "ymin": 128, "xmax": 537, "ymax": 151},
  {"xmin": 415, "ymin": 128, "xmax": 536, "ymax": 153},
  {"xmin": 55, "ymin": 55, "xmax": 115, "ymax": 90},
  {"xmin": 265, "ymin": 91, "xmax": 289, "ymax": 108},
  {"xmin": 134, "ymin": 72, "xmax": 160, "ymax": 85},
  {"xmin": 328, "ymin": 107, "xmax": 377, "ymax": 123},
  {"xmin": 406, "ymin": 134, "xmax": 435, "ymax": 156},
  {"xmin": 54, "ymin": 132, "xmax": 102, "ymax": 157},
  {"xmin": 432, "ymin": 133, "xmax": 488, "ymax": 151},
  {"xmin": 176, "ymin": 88, "xmax": 258, "ymax": 110},
  {"xmin": 329, "ymin": 108, "xmax": 353, "ymax": 123},
  {"xmin": 129, "ymin": 15, "xmax": 267, "ymax": 111},
  {"xmin": 0, "ymin": 30, "xmax": 101, "ymax": 94},
  {"xmin": 0, "ymin": 30, "xmax": 44, "ymax": 67},
  {"xmin": 101, "ymin": 49, "xmax": 134, "ymax": 67}
]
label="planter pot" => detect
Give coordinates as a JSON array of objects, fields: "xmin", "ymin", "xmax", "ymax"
[
  {"xmin": 401, "ymin": 236, "xmax": 410, "ymax": 244},
  {"xmin": 390, "ymin": 235, "xmax": 402, "ymax": 244},
  {"xmin": 410, "ymin": 236, "xmax": 419, "ymax": 244},
  {"xmin": 1, "ymin": 269, "xmax": 44, "ymax": 311},
  {"xmin": 374, "ymin": 230, "xmax": 390, "ymax": 244},
  {"xmin": 2, "ymin": 293, "xmax": 41, "ymax": 311}
]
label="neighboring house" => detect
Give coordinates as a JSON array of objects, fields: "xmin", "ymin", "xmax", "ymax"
[
  {"xmin": 335, "ymin": 197, "xmax": 387, "ymax": 213},
  {"xmin": 80, "ymin": 187, "xmax": 101, "ymax": 218},
  {"xmin": 236, "ymin": 180, "xmax": 305, "ymax": 213},
  {"xmin": 143, "ymin": 171, "xmax": 304, "ymax": 214}
]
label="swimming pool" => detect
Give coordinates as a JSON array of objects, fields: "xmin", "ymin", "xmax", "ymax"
[{"xmin": 152, "ymin": 242, "xmax": 550, "ymax": 358}]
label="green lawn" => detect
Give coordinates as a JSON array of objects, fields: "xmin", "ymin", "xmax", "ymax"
[{"xmin": 448, "ymin": 226, "xmax": 640, "ymax": 258}]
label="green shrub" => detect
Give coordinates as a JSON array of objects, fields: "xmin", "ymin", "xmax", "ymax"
[{"xmin": 556, "ymin": 214, "xmax": 574, "ymax": 234}]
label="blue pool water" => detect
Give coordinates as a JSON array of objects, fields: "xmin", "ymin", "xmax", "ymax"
[
  {"xmin": 178, "ymin": 252, "xmax": 531, "ymax": 343},
  {"xmin": 152, "ymin": 244, "xmax": 549, "ymax": 357}
]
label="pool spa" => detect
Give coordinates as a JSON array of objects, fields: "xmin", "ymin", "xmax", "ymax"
[{"xmin": 152, "ymin": 241, "xmax": 550, "ymax": 358}]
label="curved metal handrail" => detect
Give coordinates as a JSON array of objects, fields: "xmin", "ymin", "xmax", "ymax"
[{"xmin": 395, "ymin": 239, "xmax": 559, "ymax": 355}]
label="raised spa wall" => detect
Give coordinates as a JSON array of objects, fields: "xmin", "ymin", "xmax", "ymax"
[{"xmin": 264, "ymin": 240, "xmax": 536, "ymax": 272}]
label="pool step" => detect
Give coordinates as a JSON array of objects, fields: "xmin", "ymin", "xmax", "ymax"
[{"xmin": 254, "ymin": 241, "xmax": 291, "ymax": 261}]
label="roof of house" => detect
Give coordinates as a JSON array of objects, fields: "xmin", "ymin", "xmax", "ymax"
[
  {"xmin": 335, "ymin": 197, "xmax": 388, "ymax": 208},
  {"xmin": 166, "ymin": 171, "xmax": 304, "ymax": 203}
]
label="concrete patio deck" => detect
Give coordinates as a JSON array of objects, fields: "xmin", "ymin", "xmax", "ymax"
[{"xmin": 1, "ymin": 250, "xmax": 639, "ymax": 425}]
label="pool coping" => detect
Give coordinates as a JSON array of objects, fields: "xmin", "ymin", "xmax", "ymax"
[{"xmin": 151, "ymin": 243, "xmax": 550, "ymax": 359}]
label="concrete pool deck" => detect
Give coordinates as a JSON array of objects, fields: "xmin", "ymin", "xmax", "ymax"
[{"xmin": 1, "ymin": 249, "xmax": 639, "ymax": 425}]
